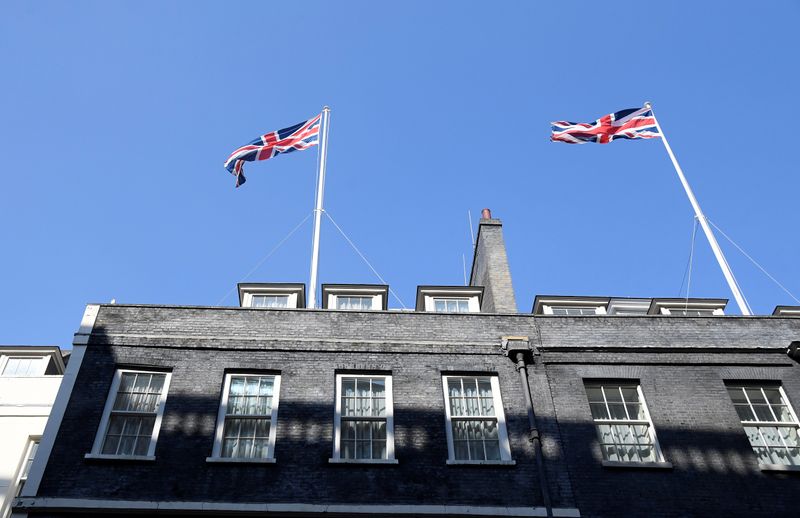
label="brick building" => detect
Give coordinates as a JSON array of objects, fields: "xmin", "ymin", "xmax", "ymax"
[{"xmin": 13, "ymin": 212, "xmax": 800, "ymax": 517}]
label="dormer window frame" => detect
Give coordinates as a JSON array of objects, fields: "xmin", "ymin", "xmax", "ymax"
[
  {"xmin": 415, "ymin": 286, "xmax": 484, "ymax": 313},
  {"xmin": 238, "ymin": 283, "xmax": 306, "ymax": 309},
  {"xmin": 532, "ymin": 296, "xmax": 610, "ymax": 316},
  {"xmin": 648, "ymin": 298, "xmax": 727, "ymax": 316},
  {"xmin": 322, "ymin": 285, "xmax": 389, "ymax": 311}
]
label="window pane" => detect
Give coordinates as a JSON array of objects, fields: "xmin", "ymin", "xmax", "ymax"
[
  {"xmin": 585, "ymin": 387, "xmax": 605, "ymax": 403},
  {"xmin": 727, "ymin": 387, "xmax": 747, "ymax": 405},
  {"xmin": 590, "ymin": 402, "xmax": 609, "ymax": 420},
  {"xmin": 734, "ymin": 405, "xmax": 756, "ymax": 422},
  {"xmin": 745, "ymin": 388, "xmax": 766, "ymax": 405}
]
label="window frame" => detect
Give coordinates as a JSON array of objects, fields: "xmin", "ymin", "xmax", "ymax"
[
  {"xmin": 330, "ymin": 373, "xmax": 396, "ymax": 464},
  {"xmin": 584, "ymin": 381, "xmax": 668, "ymax": 467},
  {"xmin": 545, "ymin": 305, "xmax": 606, "ymax": 316},
  {"xmin": 430, "ymin": 297, "xmax": 477, "ymax": 313},
  {"xmin": 0, "ymin": 355, "xmax": 48, "ymax": 377},
  {"xmin": 208, "ymin": 372, "xmax": 282, "ymax": 463},
  {"xmin": 726, "ymin": 383, "xmax": 800, "ymax": 470},
  {"xmin": 87, "ymin": 368, "xmax": 171, "ymax": 460},
  {"xmin": 441, "ymin": 374, "xmax": 513, "ymax": 465},
  {"xmin": 14, "ymin": 436, "xmax": 40, "ymax": 497},
  {"xmin": 334, "ymin": 295, "xmax": 378, "ymax": 311}
]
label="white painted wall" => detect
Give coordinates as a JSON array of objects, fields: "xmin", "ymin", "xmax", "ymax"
[{"xmin": 0, "ymin": 374, "xmax": 62, "ymax": 517}]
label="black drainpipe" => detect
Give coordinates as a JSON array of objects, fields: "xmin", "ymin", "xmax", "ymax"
[{"xmin": 502, "ymin": 336, "xmax": 553, "ymax": 518}]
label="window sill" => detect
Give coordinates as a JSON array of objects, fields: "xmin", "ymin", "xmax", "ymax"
[
  {"xmin": 84, "ymin": 453, "xmax": 156, "ymax": 462},
  {"xmin": 328, "ymin": 458, "xmax": 399, "ymax": 465},
  {"xmin": 206, "ymin": 457, "xmax": 276, "ymax": 464},
  {"xmin": 760, "ymin": 464, "xmax": 800, "ymax": 473},
  {"xmin": 602, "ymin": 460, "xmax": 673, "ymax": 470},
  {"xmin": 446, "ymin": 460, "xmax": 516, "ymax": 466}
]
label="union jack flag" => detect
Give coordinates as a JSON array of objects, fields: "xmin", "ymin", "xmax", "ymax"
[
  {"xmin": 551, "ymin": 107, "xmax": 660, "ymax": 144},
  {"xmin": 224, "ymin": 114, "xmax": 321, "ymax": 187}
]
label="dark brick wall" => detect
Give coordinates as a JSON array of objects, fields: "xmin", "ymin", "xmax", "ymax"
[
  {"xmin": 545, "ymin": 354, "xmax": 800, "ymax": 517},
  {"xmin": 37, "ymin": 306, "xmax": 572, "ymax": 509},
  {"xmin": 33, "ymin": 305, "xmax": 800, "ymax": 516}
]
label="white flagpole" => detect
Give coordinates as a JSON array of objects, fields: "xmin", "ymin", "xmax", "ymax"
[
  {"xmin": 308, "ymin": 106, "xmax": 331, "ymax": 309},
  {"xmin": 645, "ymin": 102, "xmax": 751, "ymax": 315}
]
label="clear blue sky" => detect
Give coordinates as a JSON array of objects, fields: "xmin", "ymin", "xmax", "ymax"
[{"xmin": 2, "ymin": 1, "xmax": 798, "ymax": 349}]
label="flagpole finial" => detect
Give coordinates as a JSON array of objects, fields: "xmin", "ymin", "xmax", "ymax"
[
  {"xmin": 323, "ymin": 105, "xmax": 330, "ymax": 112},
  {"xmin": 644, "ymin": 101, "xmax": 652, "ymax": 109}
]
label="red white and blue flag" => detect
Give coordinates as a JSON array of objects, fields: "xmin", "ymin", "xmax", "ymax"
[
  {"xmin": 551, "ymin": 107, "xmax": 660, "ymax": 144},
  {"xmin": 224, "ymin": 114, "xmax": 322, "ymax": 187}
]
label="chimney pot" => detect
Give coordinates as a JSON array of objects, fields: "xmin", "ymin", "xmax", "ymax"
[{"xmin": 481, "ymin": 208, "xmax": 492, "ymax": 220}]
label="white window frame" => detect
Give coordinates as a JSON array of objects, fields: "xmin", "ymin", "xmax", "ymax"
[
  {"xmin": 543, "ymin": 305, "xmax": 607, "ymax": 316},
  {"xmin": 331, "ymin": 373, "xmax": 396, "ymax": 464},
  {"xmin": 208, "ymin": 373, "xmax": 282, "ymax": 463},
  {"xmin": 585, "ymin": 382, "xmax": 666, "ymax": 465},
  {"xmin": 86, "ymin": 369, "xmax": 171, "ymax": 460},
  {"xmin": 333, "ymin": 295, "xmax": 379, "ymax": 311},
  {"xmin": 726, "ymin": 383, "xmax": 800, "ymax": 470},
  {"xmin": 0, "ymin": 355, "xmax": 48, "ymax": 377},
  {"xmin": 328, "ymin": 292, "xmax": 383, "ymax": 311},
  {"xmin": 242, "ymin": 291, "xmax": 299, "ymax": 309},
  {"xmin": 661, "ymin": 307, "xmax": 723, "ymax": 316},
  {"xmin": 14, "ymin": 436, "xmax": 40, "ymax": 496},
  {"xmin": 441, "ymin": 375, "xmax": 512, "ymax": 464},
  {"xmin": 429, "ymin": 297, "xmax": 479, "ymax": 313}
]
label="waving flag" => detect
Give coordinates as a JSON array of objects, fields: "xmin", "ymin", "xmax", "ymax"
[
  {"xmin": 551, "ymin": 107, "xmax": 660, "ymax": 144},
  {"xmin": 224, "ymin": 114, "xmax": 322, "ymax": 187}
]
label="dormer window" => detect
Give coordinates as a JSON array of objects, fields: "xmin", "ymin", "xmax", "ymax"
[
  {"xmin": 648, "ymin": 298, "xmax": 727, "ymax": 316},
  {"xmin": 335, "ymin": 296, "xmax": 375, "ymax": 311},
  {"xmin": 238, "ymin": 283, "xmax": 306, "ymax": 309},
  {"xmin": 532, "ymin": 296, "xmax": 609, "ymax": 316},
  {"xmin": 416, "ymin": 287, "xmax": 483, "ymax": 313},
  {"xmin": 322, "ymin": 285, "xmax": 388, "ymax": 311},
  {"xmin": 1, "ymin": 356, "xmax": 47, "ymax": 377},
  {"xmin": 433, "ymin": 298, "xmax": 471, "ymax": 313},
  {"xmin": 251, "ymin": 295, "xmax": 290, "ymax": 308}
]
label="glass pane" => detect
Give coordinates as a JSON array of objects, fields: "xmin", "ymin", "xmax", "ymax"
[
  {"xmin": 727, "ymin": 387, "xmax": 747, "ymax": 405},
  {"xmin": 605, "ymin": 387, "xmax": 623, "ymax": 403},
  {"xmin": 342, "ymin": 420, "xmax": 356, "ymax": 440},
  {"xmin": 134, "ymin": 436, "xmax": 150, "ymax": 456},
  {"xmin": 760, "ymin": 427, "xmax": 783, "ymax": 447},
  {"xmin": 773, "ymin": 405, "xmax": 793, "ymax": 423},
  {"xmin": 585, "ymin": 387, "xmax": 605, "ymax": 403},
  {"xmin": 752, "ymin": 405, "xmax": 775, "ymax": 422},
  {"xmin": 484, "ymin": 439, "xmax": 500, "ymax": 460},
  {"xmin": 101, "ymin": 435, "xmax": 120, "ymax": 455},
  {"xmin": 779, "ymin": 426, "xmax": 800, "ymax": 447},
  {"xmin": 590, "ymin": 402, "xmax": 609, "ymax": 420},
  {"xmin": 342, "ymin": 440, "xmax": 355, "ymax": 459},
  {"xmin": 626, "ymin": 403, "xmax": 645, "ymax": 420},
  {"xmin": 608, "ymin": 403, "xmax": 627, "ymax": 419},
  {"xmin": 637, "ymin": 444, "xmax": 656, "ymax": 462},
  {"xmin": 634, "ymin": 425, "xmax": 653, "ymax": 445},
  {"xmin": 454, "ymin": 440, "xmax": 469, "ymax": 460},
  {"xmin": 763, "ymin": 388, "xmax": 784, "ymax": 405},
  {"xmin": 434, "ymin": 300, "xmax": 446, "ymax": 312},
  {"xmin": 734, "ymin": 405, "xmax": 756, "ymax": 422},
  {"xmin": 745, "ymin": 388, "xmax": 766, "ymax": 405},
  {"xmin": 229, "ymin": 377, "xmax": 245, "ymax": 396},
  {"xmin": 620, "ymin": 387, "xmax": 639, "ymax": 403}
]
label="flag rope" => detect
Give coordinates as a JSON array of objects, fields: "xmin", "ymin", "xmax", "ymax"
[
  {"xmin": 216, "ymin": 212, "xmax": 314, "ymax": 305},
  {"xmin": 324, "ymin": 211, "xmax": 408, "ymax": 309},
  {"xmin": 679, "ymin": 217, "xmax": 699, "ymax": 310},
  {"xmin": 707, "ymin": 219, "xmax": 800, "ymax": 305}
]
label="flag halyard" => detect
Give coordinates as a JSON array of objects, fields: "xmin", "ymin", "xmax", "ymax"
[
  {"xmin": 551, "ymin": 107, "xmax": 660, "ymax": 144},
  {"xmin": 224, "ymin": 114, "xmax": 322, "ymax": 187}
]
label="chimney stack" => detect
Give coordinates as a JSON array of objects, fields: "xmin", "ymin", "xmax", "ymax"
[{"xmin": 469, "ymin": 209, "xmax": 517, "ymax": 313}]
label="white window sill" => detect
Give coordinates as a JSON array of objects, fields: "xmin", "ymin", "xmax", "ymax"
[
  {"xmin": 759, "ymin": 463, "xmax": 800, "ymax": 472},
  {"xmin": 84, "ymin": 453, "xmax": 156, "ymax": 461},
  {"xmin": 446, "ymin": 459, "xmax": 516, "ymax": 466},
  {"xmin": 328, "ymin": 458, "xmax": 399, "ymax": 465},
  {"xmin": 602, "ymin": 460, "xmax": 673, "ymax": 469},
  {"xmin": 206, "ymin": 457, "xmax": 276, "ymax": 464}
]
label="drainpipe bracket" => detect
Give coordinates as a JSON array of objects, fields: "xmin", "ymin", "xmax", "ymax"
[{"xmin": 501, "ymin": 336, "xmax": 533, "ymax": 364}]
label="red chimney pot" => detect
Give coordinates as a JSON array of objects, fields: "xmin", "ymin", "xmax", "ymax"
[{"xmin": 481, "ymin": 208, "xmax": 492, "ymax": 220}]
